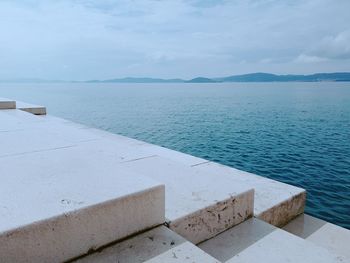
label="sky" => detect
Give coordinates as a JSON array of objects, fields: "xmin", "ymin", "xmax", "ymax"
[{"xmin": 0, "ymin": 0, "xmax": 349, "ymax": 80}]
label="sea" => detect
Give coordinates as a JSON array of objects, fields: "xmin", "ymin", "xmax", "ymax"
[{"xmin": 1, "ymin": 82, "xmax": 349, "ymax": 229}]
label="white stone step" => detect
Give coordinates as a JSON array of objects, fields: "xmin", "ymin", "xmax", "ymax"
[
  {"xmin": 11, "ymin": 110, "xmax": 310, "ymax": 230},
  {"xmin": 199, "ymin": 217, "xmax": 349, "ymax": 263},
  {"xmin": 198, "ymin": 218, "xmax": 276, "ymax": 262},
  {"xmin": 0, "ymin": 116, "xmax": 251, "ymax": 241},
  {"xmin": 283, "ymin": 214, "xmax": 350, "ymax": 258},
  {"xmin": 225, "ymin": 229, "xmax": 347, "ymax": 263},
  {"xmin": 74, "ymin": 226, "xmax": 220, "ymax": 263},
  {"xmin": 111, "ymin": 137, "xmax": 305, "ymax": 227},
  {"xmin": 0, "ymin": 97, "xmax": 16, "ymax": 109},
  {"xmin": 16, "ymin": 100, "xmax": 47, "ymax": 115},
  {"xmin": 82, "ymin": 122, "xmax": 306, "ymax": 227},
  {"xmin": 1, "ymin": 110, "xmax": 251, "ymax": 246},
  {"xmin": 120, "ymin": 156, "xmax": 254, "ymax": 244},
  {"xmin": 191, "ymin": 162, "xmax": 305, "ymax": 227},
  {"xmin": 0, "ymin": 151, "xmax": 165, "ymax": 262},
  {"xmin": 0, "ymin": 111, "xmax": 165, "ymax": 262}
]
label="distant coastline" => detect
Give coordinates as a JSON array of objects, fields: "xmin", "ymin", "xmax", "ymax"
[{"xmin": 1, "ymin": 72, "xmax": 350, "ymax": 83}]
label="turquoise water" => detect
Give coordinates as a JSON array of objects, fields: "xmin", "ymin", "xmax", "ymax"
[{"xmin": 1, "ymin": 82, "xmax": 349, "ymax": 229}]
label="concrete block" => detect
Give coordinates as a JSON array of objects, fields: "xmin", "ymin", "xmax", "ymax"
[
  {"xmin": 192, "ymin": 162, "xmax": 306, "ymax": 226},
  {"xmin": 0, "ymin": 149, "xmax": 165, "ymax": 263},
  {"xmin": 16, "ymin": 100, "xmax": 47, "ymax": 115},
  {"xmin": 198, "ymin": 218, "xmax": 276, "ymax": 262},
  {"xmin": 74, "ymin": 226, "xmax": 219, "ymax": 263},
  {"xmin": 120, "ymin": 156, "xmax": 254, "ymax": 244},
  {"xmin": 0, "ymin": 97, "xmax": 16, "ymax": 109},
  {"xmin": 226, "ymin": 229, "xmax": 347, "ymax": 263}
]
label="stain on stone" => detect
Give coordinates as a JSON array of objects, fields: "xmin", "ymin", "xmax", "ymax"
[
  {"xmin": 87, "ymin": 247, "xmax": 95, "ymax": 254},
  {"xmin": 257, "ymin": 191, "xmax": 306, "ymax": 227},
  {"xmin": 220, "ymin": 206, "xmax": 228, "ymax": 211},
  {"xmin": 61, "ymin": 198, "xmax": 84, "ymax": 206}
]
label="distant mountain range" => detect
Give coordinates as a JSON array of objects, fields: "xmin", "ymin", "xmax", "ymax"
[
  {"xmin": 1, "ymin": 72, "xmax": 350, "ymax": 83},
  {"xmin": 215, "ymin": 72, "xmax": 350, "ymax": 82}
]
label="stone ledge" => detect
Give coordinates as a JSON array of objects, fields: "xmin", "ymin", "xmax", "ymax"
[
  {"xmin": 0, "ymin": 147, "xmax": 165, "ymax": 263},
  {"xmin": 16, "ymin": 100, "xmax": 47, "ymax": 115},
  {"xmin": 0, "ymin": 97, "xmax": 16, "ymax": 109},
  {"xmin": 120, "ymin": 156, "xmax": 254, "ymax": 244},
  {"xmin": 192, "ymin": 162, "xmax": 306, "ymax": 227}
]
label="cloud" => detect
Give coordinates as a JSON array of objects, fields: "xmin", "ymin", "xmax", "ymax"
[
  {"xmin": 312, "ymin": 30, "xmax": 350, "ymax": 60},
  {"xmin": 294, "ymin": 54, "xmax": 328, "ymax": 63},
  {"xmin": 0, "ymin": 0, "xmax": 349, "ymax": 79}
]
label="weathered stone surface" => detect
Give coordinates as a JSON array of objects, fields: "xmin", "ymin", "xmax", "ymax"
[
  {"xmin": 0, "ymin": 131, "xmax": 165, "ymax": 262},
  {"xmin": 256, "ymin": 191, "xmax": 306, "ymax": 227},
  {"xmin": 192, "ymin": 162, "xmax": 306, "ymax": 227},
  {"xmin": 169, "ymin": 192, "xmax": 253, "ymax": 245},
  {"xmin": 120, "ymin": 156, "xmax": 254, "ymax": 244}
]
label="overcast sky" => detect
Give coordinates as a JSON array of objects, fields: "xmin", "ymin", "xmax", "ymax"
[{"xmin": 0, "ymin": 0, "xmax": 349, "ymax": 80}]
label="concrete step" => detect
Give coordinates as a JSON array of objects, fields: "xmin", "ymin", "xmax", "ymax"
[
  {"xmin": 106, "ymin": 134, "xmax": 306, "ymax": 227},
  {"xmin": 1, "ymin": 108, "xmax": 309, "ymax": 231},
  {"xmin": 1, "ymin": 109, "xmax": 252, "ymax": 246},
  {"xmin": 199, "ymin": 219, "xmax": 347, "ymax": 262},
  {"xmin": 0, "ymin": 109, "xmax": 165, "ymax": 262},
  {"xmin": 16, "ymin": 100, "xmax": 47, "ymax": 115},
  {"xmin": 191, "ymin": 162, "xmax": 305, "ymax": 227},
  {"xmin": 23, "ymin": 112, "xmax": 302, "ymax": 243},
  {"xmin": 0, "ymin": 149, "xmax": 165, "ymax": 263},
  {"xmin": 120, "ymin": 156, "xmax": 254, "ymax": 244},
  {"xmin": 82, "ymin": 123, "xmax": 306, "ymax": 228},
  {"xmin": 198, "ymin": 218, "xmax": 276, "ymax": 262},
  {"xmin": 73, "ymin": 226, "xmax": 220, "ymax": 263},
  {"xmin": 89, "ymin": 139, "xmax": 305, "ymax": 228},
  {"xmin": 283, "ymin": 213, "xmax": 350, "ymax": 258},
  {"xmin": 225, "ymin": 228, "xmax": 347, "ymax": 263},
  {"xmin": 0, "ymin": 97, "xmax": 16, "ymax": 109}
]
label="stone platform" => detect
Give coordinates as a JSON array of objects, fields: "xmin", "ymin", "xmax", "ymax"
[{"xmin": 0, "ymin": 98, "xmax": 348, "ymax": 262}]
